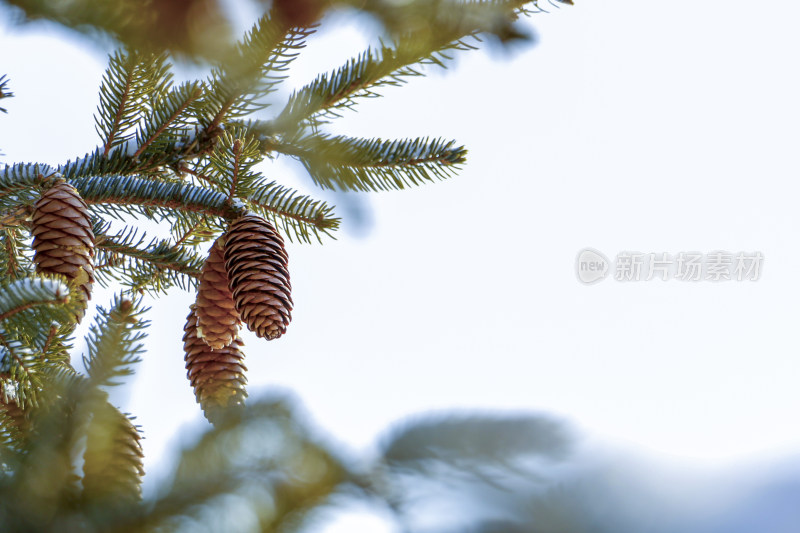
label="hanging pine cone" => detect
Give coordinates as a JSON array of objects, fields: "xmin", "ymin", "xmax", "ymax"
[
  {"xmin": 82, "ymin": 401, "xmax": 144, "ymax": 502},
  {"xmin": 183, "ymin": 305, "xmax": 247, "ymax": 423},
  {"xmin": 195, "ymin": 236, "xmax": 240, "ymax": 349},
  {"xmin": 31, "ymin": 181, "xmax": 94, "ymax": 321},
  {"xmin": 223, "ymin": 215, "xmax": 292, "ymax": 340}
]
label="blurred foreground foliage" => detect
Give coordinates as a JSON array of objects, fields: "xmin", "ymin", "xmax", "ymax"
[
  {"xmin": 0, "ymin": 0, "xmax": 569, "ymax": 61},
  {"xmin": 0, "ymin": 361, "xmax": 579, "ymax": 532}
]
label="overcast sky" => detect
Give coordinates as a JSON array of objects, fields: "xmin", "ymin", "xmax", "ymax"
[{"xmin": 3, "ymin": 0, "xmax": 800, "ymax": 528}]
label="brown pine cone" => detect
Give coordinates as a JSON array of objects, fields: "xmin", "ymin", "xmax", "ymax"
[
  {"xmin": 195, "ymin": 236, "xmax": 240, "ymax": 349},
  {"xmin": 82, "ymin": 401, "xmax": 144, "ymax": 502},
  {"xmin": 223, "ymin": 215, "xmax": 292, "ymax": 340},
  {"xmin": 183, "ymin": 305, "xmax": 247, "ymax": 423},
  {"xmin": 31, "ymin": 182, "xmax": 94, "ymax": 321}
]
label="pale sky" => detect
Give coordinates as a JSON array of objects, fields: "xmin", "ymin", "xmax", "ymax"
[{"xmin": 3, "ymin": 0, "xmax": 800, "ymax": 527}]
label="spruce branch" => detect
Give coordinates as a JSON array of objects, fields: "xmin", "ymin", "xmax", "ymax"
[
  {"xmin": 95, "ymin": 50, "xmax": 172, "ymax": 156},
  {"xmin": 0, "ymin": 400, "xmax": 25, "ymax": 450},
  {"xmin": 82, "ymin": 295, "xmax": 148, "ymax": 389},
  {"xmin": 0, "ymin": 278, "xmax": 70, "ymax": 325},
  {"xmin": 202, "ymin": 14, "xmax": 313, "ymax": 130},
  {"xmin": 270, "ymin": 0, "xmax": 545, "ymax": 130},
  {"xmin": 0, "ymin": 206, "xmax": 33, "ymax": 231},
  {"xmin": 72, "ymin": 175, "xmax": 247, "ymax": 221},
  {"xmin": 0, "ymin": 277, "xmax": 76, "ymax": 360},
  {"xmin": 0, "ymin": 163, "xmax": 58, "ymax": 197},
  {"xmin": 58, "ymin": 147, "xmax": 145, "ymax": 180},
  {"xmin": 195, "ymin": 129, "xmax": 263, "ymax": 199},
  {"xmin": 169, "ymin": 215, "xmax": 218, "ymax": 248},
  {"xmin": 40, "ymin": 325, "xmax": 58, "ymax": 356},
  {"xmin": 271, "ymin": 32, "xmax": 479, "ymax": 129},
  {"xmin": 0, "ymin": 228, "xmax": 27, "ymax": 279},
  {"xmin": 93, "ymin": 221, "xmax": 204, "ymax": 292},
  {"xmin": 277, "ymin": 133, "xmax": 467, "ymax": 191},
  {"xmin": 133, "ymin": 81, "xmax": 203, "ymax": 159},
  {"xmin": 230, "ymin": 138, "xmax": 243, "ymax": 198},
  {"xmin": 0, "ymin": 328, "xmax": 40, "ymax": 409},
  {"xmin": 247, "ymin": 177, "xmax": 340, "ymax": 243},
  {"xmin": 60, "ymin": 134, "xmax": 219, "ymax": 180}
]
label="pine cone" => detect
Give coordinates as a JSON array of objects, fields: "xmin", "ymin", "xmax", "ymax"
[
  {"xmin": 32, "ymin": 182, "xmax": 94, "ymax": 320},
  {"xmin": 82, "ymin": 401, "xmax": 144, "ymax": 502},
  {"xmin": 223, "ymin": 215, "xmax": 292, "ymax": 340},
  {"xmin": 183, "ymin": 305, "xmax": 247, "ymax": 423},
  {"xmin": 195, "ymin": 236, "xmax": 240, "ymax": 349}
]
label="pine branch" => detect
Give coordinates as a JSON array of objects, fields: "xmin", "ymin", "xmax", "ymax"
[
  {"xmin": 273, "ymin": 46, "xmax": 428, "ymax": 129},
  {"xmin": 270, "ymin": 35, "xmax": 478, "ymax": 130},
  {"xmin": 198, "ymin": 130, "xmax": 262, "ymax": 197},
  {"xmin": 71, "ymin": 175, "xmax": 247, "ymax": 221},
  {"xmin": 187, "ymin": 131, "xmax": 341, "ymax": 242},
  {"xmin": 0, "ymin": 402, "xmax": 25, "ymax": 452},
  {"xmin": 95, "ymin": 51, "xmax": 172, "ymax": 156},
  {"xmin": 133, "ymin": 81, "xmax": 203, "ymax": 158},
  {"xmin": 0, "ymin": 227, "xmax": 34, "ymax": 282},
  {"xmin": 169, "ymin": 215, "xmax": 218, "ymax": 248},
  {"xmin": 202, "ymin": 14, "xmax": 313, "ymax": 130},
  {"xmin": 0, "ymin": 164, "xmax": 56, "ymax": 224},
  {"xmin": 0, "ymin": 277, "xmax": 76, "ymax": 360},
  {"xmin": 269, "ymin": 0, "xmax": 543, "ymax": 131},
  {"xmin": 277, "ymin": 133, "xmax": 467, "ymax": 191},
  {"xmin": 59, "ymin": 134, "xmax": 219, "ymax": 181},
  {"xmin": 58, "ymin": 147, "xmax": 144, "ymax": 180},
  {"xmin": 93, "ymin": 221, "xmax": 204, "ymax": 293},
  {"xmin": 0, "ymin": 206, "xmax": 33, "ymax": 231},
  {"xmin": 1, "ymin": 229, "xmax": 23, "ymax": 279},
  {"xmin": 0, "ymin": 328, "xmax": 40, "ymax": 409},
  {"xmin": 0, "ymin": 278, "xmax": 70, "ymax": 324},
  {"xmin": 0, "ymin": 163, "xmax": 57, "ymax": 198},
  {"xmin": 82, "ymin": 295, "xmax": 148, "ymax": 389},
  {"xmin": 247, "ymin": 177, "xmax": 339, "ymax": 243}
]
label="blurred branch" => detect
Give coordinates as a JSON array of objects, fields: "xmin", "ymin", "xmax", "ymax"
[{"xmin": 1, "ymin": 0, "xmax": 234, "ymax": 60}]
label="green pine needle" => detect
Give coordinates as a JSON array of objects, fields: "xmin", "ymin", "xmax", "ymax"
[
  {"xmin": 279, "ymin": 133, "xmax": 467, "ymax": 191},
  {"xmin": 82, "ymin": 295, "xmax": 149, "ymax": 389},
  {"xmin": 95, "ymin": 51, "xmax": 172, "ymax": 156}
]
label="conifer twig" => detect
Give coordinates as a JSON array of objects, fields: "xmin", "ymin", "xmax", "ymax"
[
  {"xmin": 0, "ymin": 206, "xmax": 32, "ymax": 230},
  {"xmin": 133, "ymin": 85, "xmax": 203, "ymax": 158}
]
